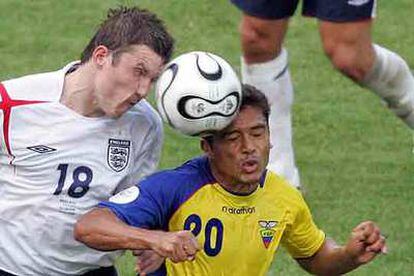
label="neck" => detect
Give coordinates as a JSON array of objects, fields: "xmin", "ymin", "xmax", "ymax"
[
  {"xmin": 209, "ymin": 161, "xmax": 259, "ymax": 195},
  {"xmin": 61, "ymin": 63, "xmax": 103, "ymax": 117}
]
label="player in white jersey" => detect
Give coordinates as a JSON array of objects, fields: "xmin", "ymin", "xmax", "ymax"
[{"xmin": 0, "ymin": 6, "xmax": 197, "ymax": 276}]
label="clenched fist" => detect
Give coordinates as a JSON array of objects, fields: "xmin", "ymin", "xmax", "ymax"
[
  {"xmin": 345, "ymin": 221, "xmax": 387, "ymax": 265},
  {"xmin": 148, "ymin": 230, "xmax": 200, "ymax": 263}
]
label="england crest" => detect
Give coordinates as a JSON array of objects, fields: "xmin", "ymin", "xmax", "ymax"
[{"xmin": 107, "ymin": 139, "xmax": 130, "ymax": 172}]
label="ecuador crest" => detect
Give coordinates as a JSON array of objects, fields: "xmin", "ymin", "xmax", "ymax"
[{"xmin": 259, "ymin": 220, "xmax": 278, "ymax": 249}]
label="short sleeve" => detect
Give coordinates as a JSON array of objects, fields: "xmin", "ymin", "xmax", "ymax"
[
  {"xmin": 134, "ymin": 115, "xmax": 163, "ymax": 180},
  {"xmin": 100, "ymin": 158, "xmax": 208, "ymax": 231},
  {"xmin": 281, "ymin": 195, "xmax": 325, "ymax": 258},
  {"xmin": 99, "ymin": 176, "xmax": 170, "ymax": 230},
  {"xmin": 114, "ymin": 112, "xmax": 163, "ymax": 194}
]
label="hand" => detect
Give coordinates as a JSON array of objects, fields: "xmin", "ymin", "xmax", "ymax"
[
  {"xmin": 345, "ymin": 221, "xmax": 387, "ymax": 265},
  {"xmin": 134, "ymin": 250, "xmax": 165, "ymax": 276},
  {"xmin": 148, "ymin": 230, "xmax": 200, "ymax": 263}
]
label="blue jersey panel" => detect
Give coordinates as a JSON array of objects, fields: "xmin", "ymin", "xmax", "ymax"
[{"xmin": 98, "ymin": 156, "xmax": 215, "ymax": 230}]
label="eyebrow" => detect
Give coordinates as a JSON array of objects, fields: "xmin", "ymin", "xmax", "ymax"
[
  {"xmin": 251, "ymin": 124, "xmax": 266, "ymax": 130},
  {"xmin": 222, "ymin": 130, "xmax": 239, "ymax": 136},
  {"xmin": 135, "ymin": 62, "xmax": 147, "ymax": 71},
  {"xmin": 221, "ymin": 123, "xmax": 266, "ymax": 136},
  {"xmin": 136, "ymin": 61, "xmax": 161, "ymax": 78}
]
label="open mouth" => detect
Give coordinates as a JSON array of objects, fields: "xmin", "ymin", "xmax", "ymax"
[{"xmin": 241, "ymin": 159, "xmax": 259, "ymax": 174}]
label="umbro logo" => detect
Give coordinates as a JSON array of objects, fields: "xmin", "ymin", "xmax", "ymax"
[
  {"xmin": 347, "ymin": 0, "xmax": 370, "ymax": 6},
  {"xmin": 27, "ymin": 145, "xmax": 56, "ymax": 154}
]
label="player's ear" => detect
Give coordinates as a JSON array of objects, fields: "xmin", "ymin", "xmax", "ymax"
[
  {"xmin": 92, "ymin": 45, "xmax": 111, "ymax": 67},
  {"xmin": 200, "ymin": 138, "xmax": 213, "ymax": 157}
]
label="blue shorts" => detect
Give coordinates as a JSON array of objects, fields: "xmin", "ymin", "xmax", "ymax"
[{"xmin": 231, "ymin": 0, "xmax": 377, "ymax": 22}]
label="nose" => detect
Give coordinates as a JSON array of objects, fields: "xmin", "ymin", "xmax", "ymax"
[
  {"xmin": 137, "ymin": 78, "xmax": 152, "ymax": 98},
  {"xmin": 241, "ymin": 135, "xmax": 255, "ymax": 154}
]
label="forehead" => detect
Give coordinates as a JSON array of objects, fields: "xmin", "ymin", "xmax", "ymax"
[
  {"xmin": 223, "ymin": 105, "xmax": 267, "ymax": 132},
  {"xmin": 118, "ymin": 45, "xmax": 164, "ymax": 70}
]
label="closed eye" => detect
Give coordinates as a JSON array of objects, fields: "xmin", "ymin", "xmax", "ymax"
[
  {"xmin": 250, "ymin": 126, "xmax": 266, "ymax": 137},
  {"xmin": 223, "ymin": 132, "xmax": 240, "ymax": 141},
  {"xmin": 134, "ymin": 64, "xmax": 148, "ymax": 77}
]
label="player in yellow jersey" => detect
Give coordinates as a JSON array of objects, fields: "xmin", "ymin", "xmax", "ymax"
[{"xmin": 75, "ymin": 84, "xmax": 387, "ymax": 275}]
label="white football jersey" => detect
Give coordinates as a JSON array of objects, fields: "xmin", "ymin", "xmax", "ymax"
[{"xmin": 0, "ymin": 62, "xmax": 163, "ymax": 275}]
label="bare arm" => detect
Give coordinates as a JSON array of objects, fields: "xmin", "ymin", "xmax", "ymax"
[
  {"xmin": 74, "ymin": 207, "xmax": 153, "ymax": 251},
  {"xmin": 74, "ymin": 207, "xmax": 200, "ymax": 262},
  {"xmin": 296, "ymin": 221, "xmax": 387, "ymax": 275}
]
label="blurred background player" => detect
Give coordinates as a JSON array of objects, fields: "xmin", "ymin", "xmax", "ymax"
[
  {"xmin": 75, "ymin": 85, "xmax": 387, "ymax": 276},
  {"xmin": 0, "ymin": 6, "xmax": 183, "ymax": 276},
  {"xmin": 231, "ymin": 0, "xmax": 414, "ymax": 189}
]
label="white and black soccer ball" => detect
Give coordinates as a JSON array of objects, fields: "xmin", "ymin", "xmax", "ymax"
[{"xmin": 155, "ymin": 51, "xmax": 242, "ymax": 136}]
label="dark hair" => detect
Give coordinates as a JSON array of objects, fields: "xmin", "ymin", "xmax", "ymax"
[
  {"xmin": 240, "ymin": 84, "xmax": 270, "ymax": 122},
  {"xmin": 80, "ymin": 6, "xmax": 174, "ymax": 64},
  {"xmin": 203, "ymin": 84, "xmax": 270, "ymax": 145}
]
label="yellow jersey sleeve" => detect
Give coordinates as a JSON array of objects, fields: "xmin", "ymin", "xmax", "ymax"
[{"xmin": 281, "ymin": 192, "xmax": 325, "ymax": 258}]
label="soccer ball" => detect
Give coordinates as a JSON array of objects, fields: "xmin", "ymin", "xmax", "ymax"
[{"xmin": 155, "ymin": 51, "xmax": 242, "ymax": 136}]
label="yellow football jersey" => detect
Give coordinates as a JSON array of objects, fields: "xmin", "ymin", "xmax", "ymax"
[
  {"xmin": 101, "ymin": 156, "xmax": 325, "ymax": 275},
  {"xmin": 165, "ymin": 159, "xmax": 325, "ymax": 275}
]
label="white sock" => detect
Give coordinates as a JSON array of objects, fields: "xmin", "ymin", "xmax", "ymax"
[
  {"xmin": 241, "ymin": 49, "xmax": 301, "ymax": 188},
  {"xmin": 363, "ymin": 44, "xmax": 414, "ymax": 128}
]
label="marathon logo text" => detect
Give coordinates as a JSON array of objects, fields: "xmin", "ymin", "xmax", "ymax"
[{"xmin": 222, "ymin": 206, "xmax": 255, "ymax": 215}]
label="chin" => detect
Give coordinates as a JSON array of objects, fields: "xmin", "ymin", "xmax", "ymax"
[
  {"xmin": 106, "ymin": 107, "xmax": 127, "ymax": 118},
  {"xmin": 106, "ymin": 112, "xmax": 121, "ymax": 118},
  {"xmin": 240, "ymin": 173, "xmax": 262, "ymax": 185}
]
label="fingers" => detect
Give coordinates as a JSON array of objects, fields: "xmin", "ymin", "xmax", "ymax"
[
  {"xmin": 171, "ymin": 242, "xmax": 189, "ymax": 263},
  {"xmin": 182, "ymin": 236, "xmax": 200, "ymax": 257},
  {"xmin": 190, "ymin": 235, "xmax": 201, "ymax": 251},
  {"xmin": 353, "ymin": 221, "xmax": 383, "ymax": 246},
  {"xmin": 181, "ymin": 244, "xmax": 195, "ymax": 261},
  {"xmin": 366, "ymin": 235, "xmax": 387, "ymax": 254},
  {"xmin": 364, "ymin": 226, "xmax": 380, "ymax": 245},
  {"xmin": 153, "ymin": 230, "xmax": 200, "ymax": 263},
  {"xmin": 171, "ymin": 230, "xmax": 199, "ymax": 263},
  {"xmin": 135, "ymin": 250, "xmax": 165, "ymax": 274},
  {"xmin": 348, "ymin": 221, "xmax": 388, "ymax": 264},
  {"xmin": 180, "ymin": 234, "xmax": 201, "ymax": 261},
  {"xmin": 352, "ymin": 221, "xmax": 375, "ymax": 241}
]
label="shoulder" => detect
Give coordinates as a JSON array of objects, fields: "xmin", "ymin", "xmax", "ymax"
[
  {"xmin": 124, "ymin": 99, "xmax": 163, "ymax": 134},
  {"xmin": 128, "ymin": 100, "xmax": 162, "ymax": 126},
  {"xmin": 265, "ymin": 170, "xmax": 301, "ymax": 195},
  {"xmin": 139, "ymin": 156, "xmax": 213, "ymax": 204},
  {"xmin": 263, "ymin": 170, "xmax": 306, "ymax": 210},
  {"xmin": 1, "ymin": 62, "xmax": 76, "ymax": 102},
  {"xmin": 101, "ymin": 157, "xmax": 213, "ymax": 229}
]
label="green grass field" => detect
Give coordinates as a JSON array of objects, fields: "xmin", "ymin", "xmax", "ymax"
[{"xmin": 1, "ymin": 0, "xmax": 413, "ymax": 275}]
